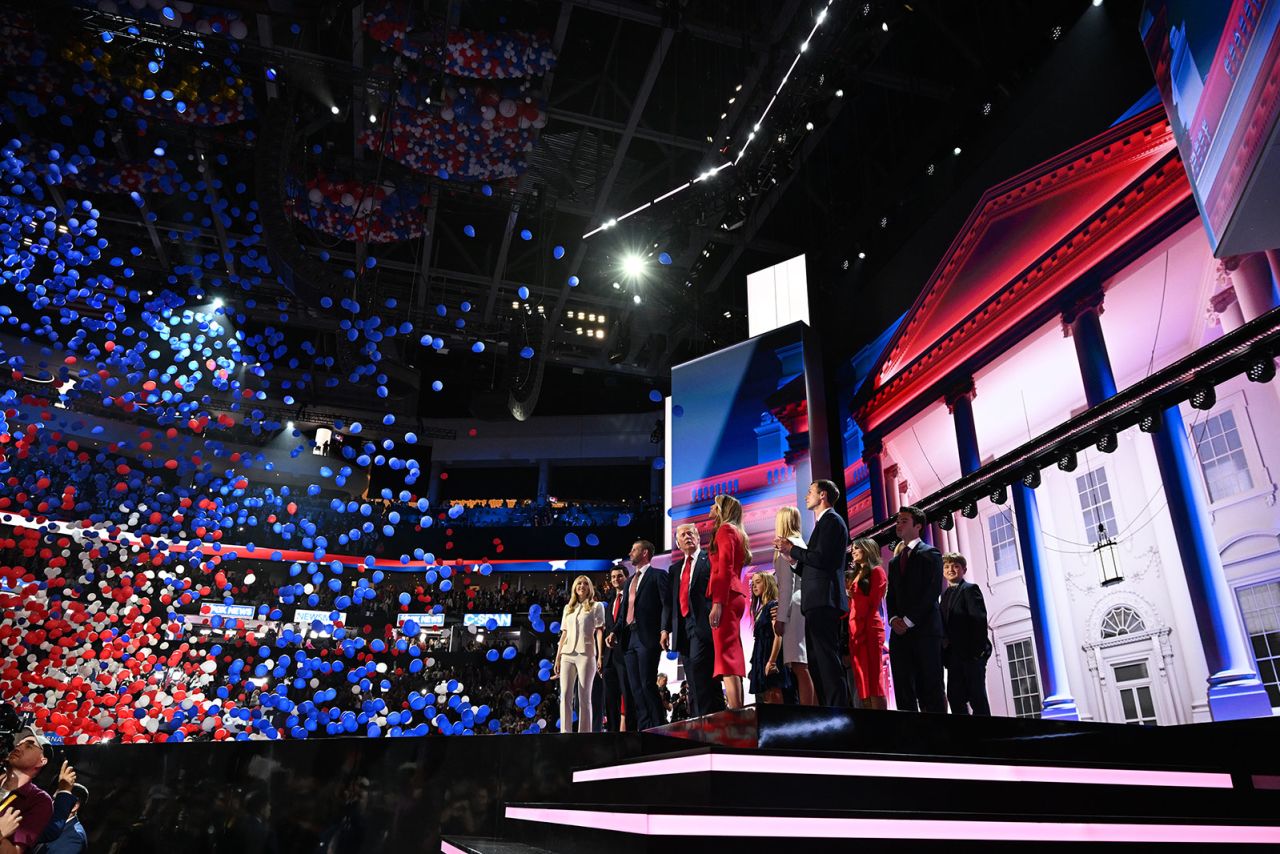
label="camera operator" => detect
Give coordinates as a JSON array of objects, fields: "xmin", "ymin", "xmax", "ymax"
[
  {"xmin": 33, "ymin": 763, "xmax": 87, "ymax": 854},
  {"xmin": 1, "ymin": 727, "xmax": 54, "ymax": 854}
]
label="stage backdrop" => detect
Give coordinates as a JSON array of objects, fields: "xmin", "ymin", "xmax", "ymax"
[
  {"xmin": 1140, "ymin": 0, "xmax": 1280, "ymax": 255},
  {"xmin": 669, "ymin": 322, "xmax": 832, "ymax": 573}
]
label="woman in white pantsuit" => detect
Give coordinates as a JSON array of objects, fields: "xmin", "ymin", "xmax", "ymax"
[
  {"xmin": 555, "ymin": 575, "xmax": 606, "ymax": 732},
  {"xmin": 773, "ymin": 505, "xmax": 816, "ymax": 705}
]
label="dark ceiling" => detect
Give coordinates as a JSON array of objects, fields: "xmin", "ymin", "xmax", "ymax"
[{"xmin": 2, "ymin": 0, "xmax": 1156, "ymax": 425}]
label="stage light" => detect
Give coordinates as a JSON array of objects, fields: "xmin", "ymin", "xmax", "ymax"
[
  {"xmin": 633, "ymin": 294, "xmax": 642, "ymax": 305},
  {"xmin": 990, "ymin": 485, "xmax": 1007, "ymax": 505},
  {"xmin": 800, "ymin": 41, "xmax": 809, "ymax": 52},
  {"xmin": 1138, "ymin": 410, "xmax": 1162, "ymax": 433},
  {"xmin": 575, "ymin": 327, "xmax": 583, "ymax": 335},
  {"xmin": 330, "ymin": 105, "xmax": 340, "ymax": 115},
  {"xmin": 612, "ymin": 281, "xmax": 620, "ymax": 289},
  {"xmin": 1246, "ymin": 352, "xmax": 1276, "ymax": 383},
  {"xmin": 881, "ymin": 21, "xmax": 889, "ymax": 31},
  {"xmin": 1096, "ymin": 430, "xmax": 1118, "ymax": 453},
  {"xmin": 835, "ymin": 88, "xmax": 844, "ymax": 98},
  {"xmin": 805, "ymin": 121, "xmax": 815, "ymax": 131},
  {"xmin": 286, "ymin": 421, "xmax": 295, "ymax": 430},
  {"xmin": 960, "ymin": 502, "xmax": 978, "ymax": 519},
  {"xmin": 1022, "ymin": 468, "xmax": 1041, "ymax": 489},
  {"xmin": 953, "ymin": 146, "xmax": 962, "ymax": 155},
  {"xmin": 1092, "ymin": 0, "xmax": 1103, "ymax": 6},
  {"xmin": 212, "ymin": 298, "xmax": 224, "ymax": 309},
  {"xmin": 1057, "ymin": 450, "xmax": 1078, "ymax": 472},
  {"xmin": 595, "ymin": 329, "xmax": 605, "ymax": 339},
  {"xmin": 598, "ymin": 314, "xmax": 605, "ymax": 323},
  {"xmin": 926, "ymin": 163, "xmax": 935, "ymax": 176},
  {"xmin": 368, "ymin": 114, "xmax": 377, "ymax": 123},
  {"xmin": 622, "ymin": 254, "xmax": 646, "ymax": 278},
  {"xmin": 1189, "ymin": 382, "xmax": 1216, "ymax": 410},
  {"xmin": 938, "ymin": 512, "xmax": 954, "ymax": 531},
  {"xmin": 857, "ymin": 251, "xmax": 866, "ymax": 260}
]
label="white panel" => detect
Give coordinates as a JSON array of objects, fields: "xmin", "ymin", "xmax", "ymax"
[
  {"xmin": 747, "ymin": 254, "xmax": 810, "ymax": 337},
  {"xmin": 663, "ymin": 396, "xmax": 673, "ymax": 551}
]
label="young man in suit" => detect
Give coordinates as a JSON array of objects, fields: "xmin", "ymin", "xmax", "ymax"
[
  {"xmin": 668, "ymin": 523, "xmax": 725, "ymax": 718},
  {"xmin": 601, "ymin": 565, "xmax": 633, "ymax": 731},
  {"xmin": 774, "ymin": 479, "xmax": 851, "ymax": 708},
  {"xmin": 887, "ymin": 505, "xmax": 946, "ymax": 713},
  {"xmin": 941, "ymin": 552, "xmax": 991, "ymax": 716},
  {"xmin": 609, "ymin": 540, "xmax": 671, "ymax": 730}
]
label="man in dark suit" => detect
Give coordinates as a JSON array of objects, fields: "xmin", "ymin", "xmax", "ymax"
[
  {"xmin": 941, "ymin": 552, "xmax": 991, "ymax": 716},
  {"xmin": 601, "ymin": 565, "xmax": 633, "ymax": 731},
  {"xmin": 668, "ymin": 522, "xmax": 725, "ymax": 718},
  {"xmin": 608, "ymin": 540, "xmax": 670, "ymax": 730},
  {"xmin": 775, "ymin": 479, "xmax": 851, "ymax": 708},
  {"xmin": 887, "ymin": 505, "xmax": 946, "ymax": 713}
]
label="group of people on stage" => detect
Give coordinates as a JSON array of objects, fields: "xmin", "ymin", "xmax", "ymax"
[{"xmin": 552, "ymin": 480, "xmax": 993, "ymax": 731}]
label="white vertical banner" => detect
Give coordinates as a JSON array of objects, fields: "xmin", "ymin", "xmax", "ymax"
[
  {"xmin": 663, "ymin": 395, "xmax": 673, "ymax": 552},
  {"xmin": 747, "ymin": 253, "xmax": 810, "ymax": 338}
]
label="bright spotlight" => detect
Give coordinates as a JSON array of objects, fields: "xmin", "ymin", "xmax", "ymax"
[
  {"xmin": 953, "ymin": 146, "xmax": 962, "ymax": 155},
  {"xmin": 622, "ymin": 254, "xmax": 646, "ymax": 278},
  {"xmin": 286, "ymin": 421, "xmax": 295, "ymax": 430},
  {"xmin": 633, "ymin": 294, "xmax": 642, "ymax": 305},
  {"xmin": 212, "ymin": 298, "xmax": 224, "ymax": 308},
  {"xmin": 330, "ymin": 105, "xmax": 341, "ymax": 116}
]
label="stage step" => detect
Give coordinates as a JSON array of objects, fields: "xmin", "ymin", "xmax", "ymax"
[
  {"xmin": 442, "ymin": 836, "xmax": 557, "ymax": 854},
  {"xmin": 504, "ymin": 802, "xmax": 1280, "ymax": 853},
  {"xmin": 567, "ymin": 745, "xmax": 1275, "ymax": 820}
]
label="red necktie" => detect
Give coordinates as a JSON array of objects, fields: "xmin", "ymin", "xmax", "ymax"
[
  {"xmin": 612, "ymin": 591, "xmax": 621, "ymax": 620},
  {"xmin": 679, "ymin": 557, "xmax": 692, "ymax": 618}
]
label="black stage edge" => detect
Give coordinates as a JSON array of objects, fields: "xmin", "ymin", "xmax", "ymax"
[{"xmin": 45, "ymin": 706, "xmax": 1280, "ymax": 853}]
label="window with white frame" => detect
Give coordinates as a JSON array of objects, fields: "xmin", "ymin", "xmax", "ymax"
[
  {"xmin": 1076, "ymin": 467, "xmax": 1118, "ymax": 546},
  {"xmin": 1100, "ymin": 605, "xmax": 1146, "ymax": 639},
  {"xmin": 1112, "ymin": 661, "xmax": 1159, "ymax": 725},
  {"xmin": 1005, "ymin": 638, "xmax": 1042, "ymax": 718},
  {"xmin": 987, "ymin": 509, "xmax": 1020, "ymax": 576},
  {"xmin": 1192, "ymin": 410, "xmax": 1254, "ymax": 502},
  {"xmin": 1237, "ymin": 581, "xmax": 1280, "ymax": 708}
]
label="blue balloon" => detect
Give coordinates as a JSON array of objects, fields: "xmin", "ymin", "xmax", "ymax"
[
  {"xmin": 552, "ymin": 245, "xmax": 565, "ymax": 259},
  {"xmin": 658, "ymin": 252, "xmax": 673, "ymax": 265},
  {"xmin": 503, "ymin": 646, "xmax": 518, "ymax": 660},
  {"xmin": 519, "ymin": 346, "xmax": 535, "ymax": 359},
  {"xmin": 517, "ymin": 285, "xmax": 530, "ymax": 300},
  {"xmin": 519, "ymin": 229, "xmax": 533, "ymax": 241},
  {"xmin": 486, "ymin": 648, "xmax": 499, "ymax": 662},
  {"xmin": 567, "ymin": 275, "xmax": 579, "ymax": 287},
  {"xmin": 431, "ymin": 380, "xmax": 443, "ymax": 392},
  {"xmin": 564, "ymin": 532, "xmax": 580, "ymax": 548},
  {"xmin": 463, "ymin": 224, "xmax": 476, "ymax": 237},
  {"xmin": 649, "ymin": 389, "xmax": 663, "ymax": 402},
  {"xmin": 471, "ymin": 342, "xmax": 485, "ymax": 353}
]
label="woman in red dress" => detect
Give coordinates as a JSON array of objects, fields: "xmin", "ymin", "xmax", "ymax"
[
  {"xmin": 707, "ymin": 493, "xmax": 750, "ymax": 709},
  {"xmin": 846, "ymin": 537, "xmax": 888, "ymax": 708}
]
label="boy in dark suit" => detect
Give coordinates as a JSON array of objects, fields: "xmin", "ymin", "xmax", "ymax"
[
  {"xmin": 887, "ymin": 505, "xmax": 946, "ymax": 713},
  {"xmin": 941, "ymin": 552, "xmax": 991, "ymax": 716},
  {"xmin": 601, "ymin": 565, "xmax": 633, "ymax": 731}
]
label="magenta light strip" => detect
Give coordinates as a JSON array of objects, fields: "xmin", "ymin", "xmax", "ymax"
[
  {"xmin": 506, "ymin": 807, "xmax": 1280, "ymax": 844},
  {"xmin": 571, "ymin": 752, "xmax": 1233, "ymax": 789},
  {"xmin": 440, "ymin": 842, "xmax": 468, "ymax": 854}
]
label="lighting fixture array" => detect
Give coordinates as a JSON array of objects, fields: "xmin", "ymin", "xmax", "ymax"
[{"xmin": 582, "ymin": 0, "xmax": 836, "ymax": 239}]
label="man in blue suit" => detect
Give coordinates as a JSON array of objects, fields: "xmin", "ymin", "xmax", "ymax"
[
  {"xmin": 668, "ymin": 523, "xmax": 725, "ymax": 718},
  {"xmin": 607, "ymin": 540, "xmax": 670, "ymax": 730},
  {"xmin": 776, "ymin": 479, "xmax": 851, "ymax": 707}
]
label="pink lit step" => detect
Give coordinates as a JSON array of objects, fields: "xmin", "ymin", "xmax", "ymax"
[
  {"xmin": 571, "ymin": 750, "xmax": 1235, "ymax": 789},
  {"xmin": 506, "ymin": 805, "xmax": 1280, "ymax": 845}
]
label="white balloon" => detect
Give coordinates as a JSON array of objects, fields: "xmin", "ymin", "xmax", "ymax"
[{"xmin": 229, "ymin": 19, "xmax": 248, "ymax": 39}]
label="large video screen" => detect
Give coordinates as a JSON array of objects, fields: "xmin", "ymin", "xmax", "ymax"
[
  {"xmin": 1141, "ymin": 0, "xmax": 1280, "ymax": 254},
  {"xmin": 670, "ymin": 322, "xmax": 831, "ymax": 573}
]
